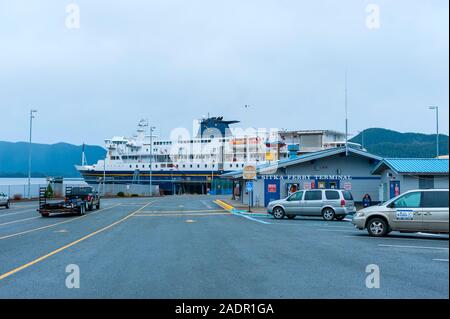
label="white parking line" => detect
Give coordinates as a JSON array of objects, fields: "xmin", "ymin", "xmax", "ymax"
[
  {"xmin": 0, "ymin": 204, "xmax": 120, "ymax": 240},
  {"xmin": 235, "ymin": 213, "xmax": 272, "ymax": 225},
  {"xmin": 378, "ymin": 244, "xmax": 449, "ymax": 250},
  {"xmin": 433, "ymin": 259, "xmax": 449, "ymax": 262},
  {"xmin": 0, "ymin": 209, "xmax": 37, "ymax": 218},
  {"xmin": 201, "ymin": 200, "xmax": 213, "ymax": 209},
  {"xmin": 0, "ymin": 216, "xmax": 40, "ymax": 226}
]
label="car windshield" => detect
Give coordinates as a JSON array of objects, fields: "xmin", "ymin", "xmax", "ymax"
[{"xmin": 378, "ymin": 192, "xmax": 405, "ymax": 206}]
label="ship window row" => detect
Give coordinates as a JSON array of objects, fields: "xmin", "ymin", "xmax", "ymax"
[
  {"xmin": 177, "ymin": 139, "xmax": 213, "ymax": 144},
  {"xmin": 123, "ymin": 163, "xmax": 247, "ymax": 169},
  {"xmin": 154, "ymin": 141, "xmax": 172, "ymax": 145}
]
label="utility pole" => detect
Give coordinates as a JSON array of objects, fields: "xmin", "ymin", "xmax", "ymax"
[
  {"xmin": 429, "ymin": 106, "xmax": 439, "ymax": 157},
  {"xmin": 28, "ymin": 109, "xmax": 37, "ymax": 199}
]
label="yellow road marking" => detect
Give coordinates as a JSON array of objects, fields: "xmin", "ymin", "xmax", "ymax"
[
  {"xmin": 134, "ymin": 212, "xmax": 231, "ymax": 217},
  {"xmin": 0, "ymin": 216, "xmax": 40, "ymax": 227},
  {"xmin": 214, "ymin": 200, "xmax": 234, "ymax": 212},
  {"xmin": 0, "ymin": 204, "xmax": 120, "ymax": 241},
  {"xmin": 0, "ymin": 201, "xmax": 154, "ymax": 281}
]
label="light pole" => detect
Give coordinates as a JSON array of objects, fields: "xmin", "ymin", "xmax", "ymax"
[
  {"xmin": 344, "ymin": 70, "xmax": 349, "ymax": 156},
  {"xmin": 149, "ymin": 125, "xmax": 156, "ymax": 196},
  {"xmin": 28, "ymin": 109, "xmax": 37, "ymax": 199},
  {"xmin": 211, "ymin": 160, "xmax": 215, "ymax": 195},
  {"xmin": 102, "ymin": 158, "xmax": 106, "ymax": 196},
  {"xmin": 429, "ymin": 106, "xmax": 439, "ymax": 157}
]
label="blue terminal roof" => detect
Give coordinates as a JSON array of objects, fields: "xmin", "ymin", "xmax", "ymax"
[
  {"xmin": 371, "ymin": 158, "xmax": 449, "ymax": 175},
  {"xmin": 221, "ymin": 147, "xmax": 382, "ymax": 179}
]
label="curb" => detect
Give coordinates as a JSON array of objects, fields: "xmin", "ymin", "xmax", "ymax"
[{"xmin": 214, "ymin": 200, "xmax": 271, "ymax": 218}]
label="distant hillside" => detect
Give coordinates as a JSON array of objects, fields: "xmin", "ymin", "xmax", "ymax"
[
  {"xmin": 350, "ymin": 128, "xmax": 449, "ymax": 158},
  {"xmin": 0, "ymin": 142, "xmax": 106, "ymax": 177},
  {"xmin": 1, "ymin": 128, "xmax": 448, "ymax": 177}
]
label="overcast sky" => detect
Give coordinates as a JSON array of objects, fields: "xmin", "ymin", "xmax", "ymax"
[{"xmin": 0, "ymin": 0, "xmax": 448, "ymax": 146}]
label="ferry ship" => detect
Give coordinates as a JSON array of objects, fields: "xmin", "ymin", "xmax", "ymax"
[{"xmin": 76, "ymin": 117, "xmax": 357, "ymax": 195}]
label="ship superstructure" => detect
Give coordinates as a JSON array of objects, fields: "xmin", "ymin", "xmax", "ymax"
[{"xmin": 76, "ymin": 117, "xmax": 357, "ymax": 194}]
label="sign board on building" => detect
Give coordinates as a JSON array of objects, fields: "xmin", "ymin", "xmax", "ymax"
[
  {"xmin": 267, "ymin": 184, "xmax": 277, "ymax": 193},
  {"xmin": 343, "ymin": 182, "xmax": 352, "ymax": 190},
  {"xmin": 262, "ymin": 175, "xmax": 352, "ymax": 181},
  {"xmin": 243, "ymin": 165, "xmax": 257, "ymax": 180}
]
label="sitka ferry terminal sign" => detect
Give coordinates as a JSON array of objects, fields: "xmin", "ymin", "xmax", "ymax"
[{"xmin": 261, "ymin": 175, "xmax": 352, "ymax": 181}]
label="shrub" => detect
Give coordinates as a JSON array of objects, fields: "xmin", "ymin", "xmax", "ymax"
[
  {"xmin": 45, "ymin": 184, "xmax": 54, "ymax": 198},
  {"xmin": 13, "ymin": 194, "xmax": 22, "ymax": 200},
  {"xmin": 131, "ymin": 194, "xmax": 139, "ymax": 197},
  {"xmin": 117, "ymin": 192, "xmax": 125, "ymax": 197}
]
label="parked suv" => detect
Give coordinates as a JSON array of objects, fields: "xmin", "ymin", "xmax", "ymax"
[
  {"xmin": 0, "ymin": 192, "xmax": 10, "ymax": 209},
  {"xmin": 267, "ymin": 189, "xmax": 356, "ymax": 221},
  {"xmin": 352, "ymin": 189, "xmax": 449, "ymax": 237}
]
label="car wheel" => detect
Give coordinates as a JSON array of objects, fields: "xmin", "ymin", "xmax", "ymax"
[
  {"xmin": 41, "ymin": 213, "xmax": 49, "ymax": 217},
  {"xmin": 322, "ymin": 208, "xmax": 335, "ymax": 221},
  {"xmin": 335, "ymin": 215, "xmax": 345, "ymax": 221},
  {"xmin": 367, "ymin": 218, "xmax": 388, "ymax": 237},
  {"xmin": 272, "ymin": 207, "xmax": 285, "ymax": 219},
  {"xmin": 6, "ymin": 201, "xmax": 10, "ymax": 209},
  {"xmin": 96, "ymin": 202, "xmax": 100, "ymax": 210},
  {"xmin": 88, "ymin": 202, "xmax": 93, "ymax": 211},
  {"xmin": 287, "ymin": 215, "xmax": 296, "ymax": 219}
]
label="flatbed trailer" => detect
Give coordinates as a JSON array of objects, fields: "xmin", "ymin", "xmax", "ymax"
[{"xmin": 38, "ymin": 187, "xmax": 87, "ymax": 217}]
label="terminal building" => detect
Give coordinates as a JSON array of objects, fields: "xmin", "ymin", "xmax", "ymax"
[
  {"xmin": 371, "ymin": 158, "xmax": 449, "ymax": 201},
  {"xmin": 221, "ymin": 147, "xmax": 449, "ymax": 208}
]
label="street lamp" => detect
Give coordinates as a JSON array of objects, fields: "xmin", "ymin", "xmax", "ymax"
[
  {"xmin": 429, "ymin": 106, "xmax": 439, "ymax": 157},
  {"xmin": 28, "ymin": 109, "xmax": 37, "ymax": 199},
  {"xmin": 149, "ymin": 125, "xmax": 156, "ymax": 196}
]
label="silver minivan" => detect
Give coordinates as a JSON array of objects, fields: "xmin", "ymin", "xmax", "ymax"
[
  {"xmin": 267, "ymin": 189, "xmax": 356, "ymax": 221},
  {"xmin": 352, "ymin": 189, "xmax": 449, "ymax": 237}
]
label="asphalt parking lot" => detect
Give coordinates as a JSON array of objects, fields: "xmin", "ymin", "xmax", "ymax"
[{"xmin": 0, "ymin": 195, "xmax": 448, "ymax": 299}]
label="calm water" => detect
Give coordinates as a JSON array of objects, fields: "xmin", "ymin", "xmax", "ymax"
[{"xmin": 0, "ymin": 178, "xmax": 87, "ymax": 197}]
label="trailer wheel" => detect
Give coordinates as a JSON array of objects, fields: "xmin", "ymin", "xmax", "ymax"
[{"xmin": 79, "ymin": 204, "xmax": 85, "ymax": 216}]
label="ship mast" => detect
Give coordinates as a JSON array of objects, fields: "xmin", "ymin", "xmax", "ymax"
[{"xmin": 81, "ymin": 142, "xmax": 87, "ymax": 166}]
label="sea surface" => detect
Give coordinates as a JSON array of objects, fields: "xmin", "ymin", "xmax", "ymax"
[{"xmin": 0, "ymin": 178, "xmax": 87, "ymax": 198}]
